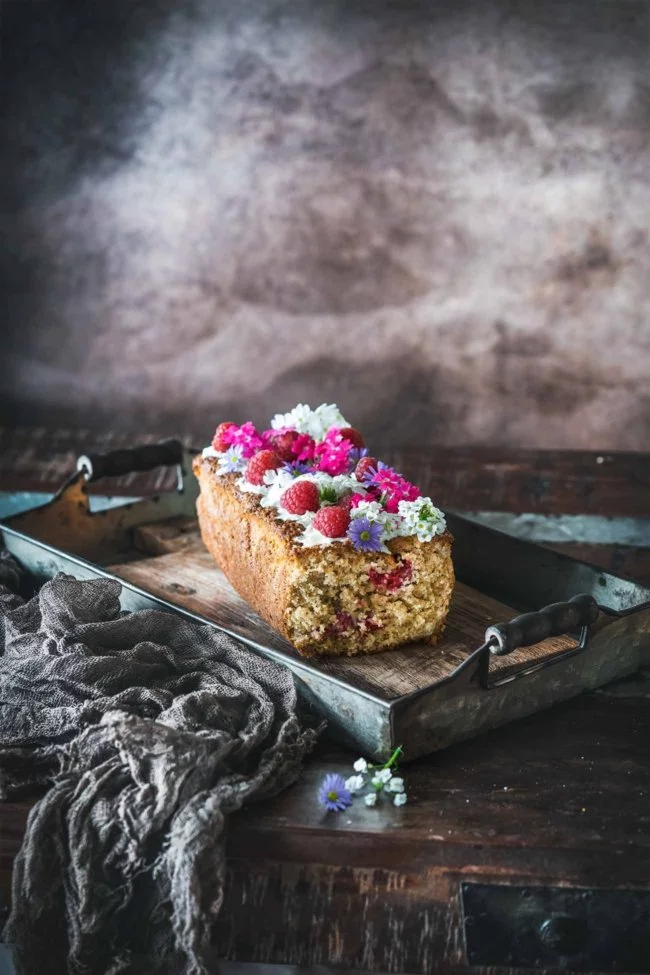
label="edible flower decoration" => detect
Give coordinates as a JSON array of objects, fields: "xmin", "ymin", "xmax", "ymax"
[
  {"xmin": 314, "ymin": 428, "xmax": 352, "ymax": 476},
  {"xmin": 203, "ymin": 403, "xmax": 446, "ymax": 548},
  {"xmin": 282, "ymin": 460, "xmax": 313, "ymax": 477},
  {"xmin": 318, "ymin": 747, "xmax": 408, "ymax": 812},
  {"xmin": 216, "ymin": 444, "xmax": 246, "ymax": 474},
  {"xmin": 223, "ymin": 421, "xmax": 264, "ymax": 459},
  {"xmin": 347, "ymin": 517, "xmax": 384, "ymax": 553},
  {"xmin": 364, "ymin": 461, "xmax": 421, "ymax": 512}
]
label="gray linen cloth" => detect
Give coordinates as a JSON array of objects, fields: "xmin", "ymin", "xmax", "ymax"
[{"xmin": 0, "ymin": 554, "xmax": 317, "ymax": 974}]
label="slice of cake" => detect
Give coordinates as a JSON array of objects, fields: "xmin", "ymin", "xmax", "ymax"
[{"xmin": 193, "ymin": 403, "xmax": 454, "ymax": 658}]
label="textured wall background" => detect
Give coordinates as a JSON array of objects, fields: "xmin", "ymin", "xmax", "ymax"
[{"xmin": 1, "ymin": 0, "xmax": 649, "ymax": 448}]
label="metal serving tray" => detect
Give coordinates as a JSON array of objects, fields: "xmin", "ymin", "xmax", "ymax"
[{"xmin": 2, "ymin": 441, "xmax": 650, "ymax": 761}]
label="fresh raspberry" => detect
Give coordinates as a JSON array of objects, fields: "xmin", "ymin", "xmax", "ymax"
[
  {"xmin": 211, "ymin": 422, "xmax": 237, "ymax": 452},
  {"xmin": 281, "ymin": 480, "xmax": 320, "ymax": 515},
  {"xmin": 339, "ymin": 427, "xmax": 365, "ymax": 448},
  {"xmin": 337, "ymin": 493, "xmax": 355, "ymax": 513},
  {"xmin": 245, "ymin": 449, "xmax": 281, "ymax": 485},
  {"xmin": 337, "ymin": 492, "xmax": 364, "ymax": 513},
  {"xmin": 270, "ymin": 430, "xmax": 299, "ymax": 462},
  {"xmin": 355, "ymin": 456, "xmax": 377, "ymax": 482},
  {"xmin": 313, "ymin": 505, "xmax": 350, "ymax": 538}
]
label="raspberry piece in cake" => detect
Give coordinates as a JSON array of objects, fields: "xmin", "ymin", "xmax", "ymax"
[
  {"xmin": 245, "ymin": 450, "xmax": 281, "ymax": 485},
  {"xmin": 313, "ymin": 506, "xmax": 350, "ymax": 538},
  {"xmin": 281, "ymin": 480, "xmax": 320, "ymax": 515},
  {"xmin": 368, "ymin": 559, "xmax": 414, "ymax": 593}
]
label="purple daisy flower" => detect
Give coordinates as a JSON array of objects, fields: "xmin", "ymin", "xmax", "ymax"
[
  {"xmin": 282, "ymin": 460, "xmax": 313, "ymax": 477},
  {"xmin": 347, "ymin": 446, "xmax": 369, "ymax": 469},
  {"xmin": 318, "ymin": 773, "xmax": 353, "ymax": 812},
  {"xmin": 347, "ymin": 517, "xmax": 384, "ymax": 553}
]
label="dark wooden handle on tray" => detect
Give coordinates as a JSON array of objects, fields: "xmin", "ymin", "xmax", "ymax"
[
  {"xmin": 485, "ymin": 594, "xmax": 599, "ymax": 656},
  {"xmin": 76, "ymin": 439, "xmax": 183, "ymax": 482}
]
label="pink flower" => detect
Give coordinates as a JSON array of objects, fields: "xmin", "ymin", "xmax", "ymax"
[
  {"xmin": 227, "ymin": 421, "xmax": 264, "ymax": 458},
  {"xmin": 350, "ymin": 493, "xmax": 366, "ymax": 508},
  {"xmin": 292, "ymin": 434, "xmax": 317, "ymax": 462},
  {"xmin": 260, "ymin": 428, "xmax": 278, "ymax": 449},
  {"xmin": 314, "ymin": 429, "xmax": 351, "ymax": 476},
  {"xmin": 368, "ymin": 462, "xmax": 421, "ymax": 511}
]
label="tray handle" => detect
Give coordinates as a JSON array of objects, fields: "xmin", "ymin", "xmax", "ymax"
[
  {"xmin": 76, "ymin": 439, "xmax": 184, "ymax": 483},
  {"xmin": 485, "ymin": 594, "xmax": 599, "ymax": 656}
]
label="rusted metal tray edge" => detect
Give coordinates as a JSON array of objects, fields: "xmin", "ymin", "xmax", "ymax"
[{"xmin": 4, "ymin": 516, "xmax": 650, "ymax": 761}]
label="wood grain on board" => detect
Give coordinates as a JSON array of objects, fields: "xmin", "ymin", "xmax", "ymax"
[{"xmin": 112, "ymin": 517, "xmax": 578, "ymax": 700}]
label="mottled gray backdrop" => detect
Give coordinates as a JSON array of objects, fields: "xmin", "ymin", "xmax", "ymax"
[{"xmin": 2, "ymin": 0, "xmax": 649, "ymax": 448}]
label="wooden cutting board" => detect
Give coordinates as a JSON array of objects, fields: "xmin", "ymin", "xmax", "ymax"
[{"xmin": 108, "ymin": 516, "xmax": 577, "ymax": 702}]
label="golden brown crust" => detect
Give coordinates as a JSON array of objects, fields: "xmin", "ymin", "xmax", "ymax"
[
  {"xmin": 195, "ymin": 457, "xmax": 301, "ymax": 641},
  {"xmin": 193, "ymin": 454, "xmax": 455, "ymax": 657}
]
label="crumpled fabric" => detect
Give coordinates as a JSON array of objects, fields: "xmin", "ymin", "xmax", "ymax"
[{"xmin": 0, "ymin": 553, "xmax": 317, "ymax": 974}]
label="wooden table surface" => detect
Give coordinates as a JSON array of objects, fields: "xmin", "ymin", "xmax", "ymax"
[{"xmin": 1, "ymin": 428, "xmax": 650, "ymax": 973}]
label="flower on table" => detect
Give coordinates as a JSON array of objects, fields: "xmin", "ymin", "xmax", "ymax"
[
  {"xmin": 344, "ymin": 774, "xmax": 365, "ymax": 794},
  {"xmin": 385, "ymin": 776, "xmax": 405, "ymax": 793},
  {"xmin": 371, "ymin": 768, "xmax": 393, "ymax": 788},
  {"xmin": 318, "ymin": 748, "xmax": 408, "ymax": 813},
  {"xmin": 347, "ymin": 517, "xmax": 384, "ymax": 553},
  {"xmin": 318, "ymin": 773, "xmax": 353, "ymax": 812}
]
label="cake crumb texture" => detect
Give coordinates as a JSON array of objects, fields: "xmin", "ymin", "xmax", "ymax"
[{"xmin": 194, "ymin": 456, "xmax": 454, "ymax": 657}]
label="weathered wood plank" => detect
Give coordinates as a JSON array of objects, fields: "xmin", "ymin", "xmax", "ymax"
[
  {"xmin": 3, "ymin": 428, "xmax": 650, "ymax": 516},
  {"xmin": 3, "ymin": 697, "xmax": 650, "ymax": 970}
]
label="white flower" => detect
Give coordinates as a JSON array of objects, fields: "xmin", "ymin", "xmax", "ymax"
[
  {"xmin": 397, "ymin": 497, "xmax": 446, "ymax": 542},
  {"xmin": 344, "ymin": 775, "xmax": 365, "ymax": 794},
  {"xmin": 371, "ymin": 768, "xmax": 393, "ymax": 787},
  {"xmin": 271, "ymin": 403, "xmax": 313, "ymax": 433},
  {"xmin": 351, "ymin": 500, "xmax": 383, "ymax": 521},
  {"xmin": 393, "ymin": 792, "xmax": 408, "ymax": 806},
  {"xmin": 350, "ymin": 500, "xmax": 401, "ymax": 541},
  {"xmin": 364, "ymin": 793, "xmax": 378, "ymax": 807},
  {"xmin": 270, "ymin": 403, "xmax": 349, "ymax": 442},
  {"xmin": 385, "ymin": 777, "xmax": 405, "ymax": 793},
  {"xmin": 353, "ymin": 758, "xmax": 368, "ymax": 773}
]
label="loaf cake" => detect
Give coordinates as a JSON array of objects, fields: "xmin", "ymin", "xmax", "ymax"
[{"xmin": 193, "ymin": 404, "xmax": 454, "ymax": 658}]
